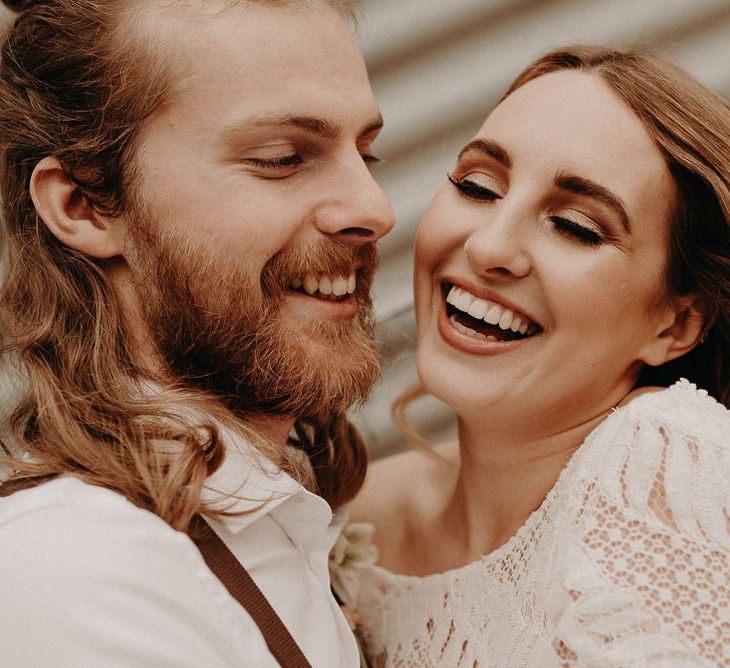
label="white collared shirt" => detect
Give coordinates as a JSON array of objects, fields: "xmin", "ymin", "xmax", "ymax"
[{"xmin": 0, "ymin": 427, "xmax": 359, "ymax": 667}]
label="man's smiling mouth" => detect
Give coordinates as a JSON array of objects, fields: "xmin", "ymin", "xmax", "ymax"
[
  {"xmin": 289, "ymin": 272, "xmax": 357, "ymax": 302},
  {"xmin": 444, "ymin": 284, "xmax": 540, "ymax": 342}
]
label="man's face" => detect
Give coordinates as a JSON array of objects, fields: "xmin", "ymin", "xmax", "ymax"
[{"xmin": 121, "ymin": 1, "xmax": 394, "ymax": 419}]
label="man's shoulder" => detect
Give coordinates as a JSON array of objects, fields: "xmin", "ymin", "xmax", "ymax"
[
  {"xmin": 2, "ymin": 473, "xmax": 137, "ymax": 508},
  {"xmin": 0, "ymin": 475, "xmax": 197, "ymax": 585},
  {"xmin": 0, "ymin": 476, "xmax": 275, "ymax": 666},
  {"xmin": 0, "ymin": 475, "xmax": 172, "ymax": 541}
]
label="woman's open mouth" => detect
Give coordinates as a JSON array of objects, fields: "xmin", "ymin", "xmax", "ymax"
[{"xmin": 442, "ymin": 283, "xmax": 541, "ymax": 343}]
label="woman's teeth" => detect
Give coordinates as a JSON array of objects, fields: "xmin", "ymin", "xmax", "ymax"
[
  {"xmin": 290, "ymin": 272, "xmax": 356, "ymax": 298},
  {"xmin": 446, "ymin": 285, "xmax": 538, "ymax": 337},
  {"xmin": 450, "ymin": 314, "xmax": 498, "ymax": 340}
]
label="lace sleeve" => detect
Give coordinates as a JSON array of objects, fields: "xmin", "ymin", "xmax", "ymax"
[{"xmin": 552, "ymin": 389, "xmax": 730, "ymax": 666}]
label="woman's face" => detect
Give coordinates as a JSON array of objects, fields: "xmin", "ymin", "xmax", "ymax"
[{"xmin": 415, "ymin": 70, "xmax": 679, "ymax": 428}]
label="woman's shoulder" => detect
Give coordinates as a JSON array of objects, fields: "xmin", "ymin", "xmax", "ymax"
[
  {"xmin": 550, "ymin": 383, "xmax": 730, "ymax": 665},
  {"xmin": 351, "ymin": 442, "xmax": 459, "ymax": 522},
  {"xmin": 584, "ymin": 380, "xmax": 729, "ymax": 461},
  {"xmin": 574, "ymin": 380, "xmax": 730, "ymax": 548},
  {"xmin": 349, "ymin": 443, "xmax": 459, "ymax": 562},
  {"xmin": 593, "ymin": 381, "xmax": 729, "ymax": 479},
  {"xmin": 623, "ymin": 379, "xmax": 730, "ymax": 434}
]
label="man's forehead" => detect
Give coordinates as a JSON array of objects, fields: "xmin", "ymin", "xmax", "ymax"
[
  {"xmin": 126, "ymin": 0, "xmax": 374, "ymax": 133},
  {"xmin": 128, "ymin": 0, "xmax": 359, "ymax": 88},
  {"xmin": 134, "ymin": 0, "xmax": 338, "ymax": 36},
  {"xmin": 127, "ymin": 0, "xmax": 377, "ymax": 156}
]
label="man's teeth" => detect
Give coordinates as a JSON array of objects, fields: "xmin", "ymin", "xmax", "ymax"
[
  {"xmin": 446, "ymin": 285, "xmax": 537, "ymax": 336},
  {"xmin": 295, "ymin": 273, "xmax": 356, "ymax": 296}
]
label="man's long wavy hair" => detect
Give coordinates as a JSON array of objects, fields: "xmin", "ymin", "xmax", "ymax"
[
  {"xmin": 394, "ymin": 45, "xmax": 730, "ymax": 443},
  {"xmin": 0, "ymin": 0, "xmax": 364, "ymax": 531}
]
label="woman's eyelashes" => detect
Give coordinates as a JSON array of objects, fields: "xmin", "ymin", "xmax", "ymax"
[
  {"xmin": 449, "ymin": 171, "xmax": 606, "ymax": 247},
  {"xmin": 549, "ymin": 215, "xmax": 604, "ymax": 246},
  {"xmin": 448, "ymin": 172, "xmax": 502, "ymax": 201},
  {"xmin": 361, "ymin": 154, "xmax": 381, "ymax": 168}
]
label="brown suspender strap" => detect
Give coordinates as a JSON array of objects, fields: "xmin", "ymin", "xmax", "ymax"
[
  {"xmin": 1, "ymin": 476, "xmax": 312, "ymax": 668},
  {"xmin": 0, "ymin": 474, "xmax": 59, "ymax": 497},
  {"xmin": 188, "ymin": 514, "xmax": 313, "ymax": 668}
]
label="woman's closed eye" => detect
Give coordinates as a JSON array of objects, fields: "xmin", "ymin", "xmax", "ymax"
[
  {"xmin": 448, "ymin": 169, "xmax": 607, "ymax": 247},
  {"xmin": 549, "ymin": 214, "xmax": 604, "ymax": 247},
  {"xmin": 448, "ymin": 172, "xmax": 504, "ymax": 201}
]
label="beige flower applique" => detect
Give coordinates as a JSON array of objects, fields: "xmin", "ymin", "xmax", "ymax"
[{"xmin": 329, "ymin": 522, "xmax": 378, "ymax": 609}]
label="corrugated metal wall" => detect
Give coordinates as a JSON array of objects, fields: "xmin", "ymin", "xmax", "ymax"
[{"xmin": 3, "ymin": 2, "xmax": 729, "ymax": 457}]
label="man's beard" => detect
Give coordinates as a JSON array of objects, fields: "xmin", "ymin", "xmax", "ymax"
[{"xmin": 126, "ymin": 210, "xmax": 381, "ymax": 422}]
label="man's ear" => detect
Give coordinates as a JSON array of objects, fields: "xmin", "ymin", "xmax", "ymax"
[
  {"xmin": 30, "ymin": 156, "xmax": 123, "ymax": 259},
  {"xmin": 640, "ymin": 295, "xmax": 706, "ymax": 367}
]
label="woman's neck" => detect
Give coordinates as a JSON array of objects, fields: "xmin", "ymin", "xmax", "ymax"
[
  {"xmin": 425, "ymin": 408, "xmax": 613, "ymax": 571},
  {"xmin": 369, "ymin": 386, "xmax": 657, "ymax": 578}
]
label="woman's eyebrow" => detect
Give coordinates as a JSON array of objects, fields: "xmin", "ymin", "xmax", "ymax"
[
  {"xmin": 457, "ymin": 139, "xmax": 512, "ymax": 169},
  {"xmin": 555, "ymin": 172, "xmax": 631, "ymax": 233}
]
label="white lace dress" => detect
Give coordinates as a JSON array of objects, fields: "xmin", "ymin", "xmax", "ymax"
[{"xmin": 334, "ymin": 381, "xmax": 730, "ymax": 667}]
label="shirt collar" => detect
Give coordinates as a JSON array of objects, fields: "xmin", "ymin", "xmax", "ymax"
[
  {"xmin": 136, "ymin": 380, "xmax": 334, "ymax": 537},
  {"xmin": 201, "ymin": 421, "xmax": 333, "ymax": 535}
]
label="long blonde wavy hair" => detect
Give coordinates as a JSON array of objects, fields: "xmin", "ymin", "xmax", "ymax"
[
  {"xmin": 394, "ymin": 45, "xmax": 730, "ymax": 445},
  {"xmin": 0, "ymin": 0, "xmax": 365, "ymax": 531}
]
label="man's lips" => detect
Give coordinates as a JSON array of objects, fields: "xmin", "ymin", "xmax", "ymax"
[{"xmin": 283, "ymin": 288, "xmax": 357, "ymax": 320}]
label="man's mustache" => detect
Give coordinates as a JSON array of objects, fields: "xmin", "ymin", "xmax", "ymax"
[{"xmin": 261, "ymin": 241, "xmax": 378, "ymax": 296}]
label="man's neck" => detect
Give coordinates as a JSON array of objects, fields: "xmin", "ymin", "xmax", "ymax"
[{"xmin": 243, "ymin": 414, "xmax": 296, "ymax": 446}]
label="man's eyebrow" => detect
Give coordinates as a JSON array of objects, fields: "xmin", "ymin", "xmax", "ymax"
[
  {"xmin": 555, "ymin": 173, "xmax": 631, "ymax": 233},
  {"xmin": 277, "ymin": 116, "xmax": 341, "ymax": 139},
  {"xmin": 457, "ymin": 139, "xmax": 512, "ymax": 169},
  {"xmin": 240, "ymin": 113, "xmax": 384, "ymax": 140}
]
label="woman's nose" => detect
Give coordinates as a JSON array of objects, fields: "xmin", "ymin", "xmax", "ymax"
[{"xmin": 463, "ymin": 211, "xmax": 531, "ymax": 279}]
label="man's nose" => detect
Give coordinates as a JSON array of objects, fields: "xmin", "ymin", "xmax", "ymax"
[{"xmin": 313, "ymin": 155, "xmax": 395, "ymax": 243}]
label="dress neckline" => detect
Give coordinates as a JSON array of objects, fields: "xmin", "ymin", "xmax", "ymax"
[{"xmin": 364, "ymin": 381, "xmax": 707, "ymax": 586}]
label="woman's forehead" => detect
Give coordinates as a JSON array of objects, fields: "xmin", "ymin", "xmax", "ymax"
[{"xmin": 473, "ymin": 70, "xmax": 676, "ymax": 233}]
